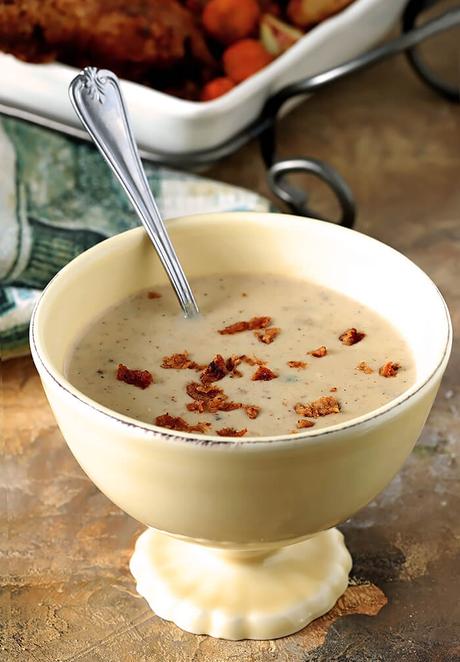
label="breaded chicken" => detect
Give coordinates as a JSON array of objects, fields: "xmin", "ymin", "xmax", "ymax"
[{"xmin": 0, "ymin": 0, "xmax": 213, "ymax": 75}]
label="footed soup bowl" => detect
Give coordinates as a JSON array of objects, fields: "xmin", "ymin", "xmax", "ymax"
[{"xmin": 31, "ymin": 212, "xmax": 451, "ymax": 640}]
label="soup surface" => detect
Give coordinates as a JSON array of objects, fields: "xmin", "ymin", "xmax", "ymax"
[{"xmin": 66, "ymin": 274, "xmax": 415, "ymax": 437}]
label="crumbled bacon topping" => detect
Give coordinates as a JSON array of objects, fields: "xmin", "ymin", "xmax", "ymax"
[
  {"xmin": 186, "ymin": 381, "xmax": 241, "ymax": 413},
  {"xmin": 357, "ymin": 361, "xmax": 373, "ymax": 374},
  {"xmin": 225, "ymin": 355, "xmax": 243, "ymax": 378},
  {"xmin": 161, "ymin": 351, "xmax": 204, "ymax": 370},
  {"xmin": 239, "ymin": 354, "xmax": 266, "ymax": 366},
  {"xmin": 244, "ymin": 405, "xmax": 260, "ymax": 419},
  {"xmin": 339, "ymin": 328, "xmax": 366, "ymax": 345},
  {"xmin": 379, "ymin": 361, "xmax": 401, "ymax": 377},
  {"xmin": 155, "ymin": 413, "xmax": 211, "ymax": 434},
  {"xmin": 186, "ymin": 382, "xmax": 224, "ymax": 401},
  {"xmin": 218, "ymin": 316, "xmax": 271, "ymax": 334},
  {"xmin": 147, "ymin": 291, "xmax": 162, "ymax": 299},
  {"xmin": 255, "ymin": 327, "xmax": 280, "ymax": 344},
  {"xmin": 116, "ymin": 363, "xmax": 153, "ymax": 389},
  {"xmin": 297, "ymin": 419, "xmax": 315, "ymax": 429},
  {"xmin": 287, "ymin": 360, "xmax": 308, "ymax": 369},
  {"xmin": 200, "ymin": 354, "xmax": 228, "ymax": 384},
  {"xmin": 294, "ymin": 396, "xmax": 341, "ymax": 418},
  {"xmin": 218, "ymin": 320, "xmax": 249, "ymax": 335},
  {"xmin": 330, "ymin": 386, "xmax": 337, "ymax": 392},
  {"xmin": 251, "ymin": 366, "xmax": 278, "ymax": 381},
  {"xmin": 309, "ymin": 345, "xmax": 327, "ymax": 358},
  {"xmin": 216, "ymin": 427, "xmax": 247, "ymax": 437},
  {"xmin": 187, "ymin": 399, "xmax": 241, "ymax": 413}
]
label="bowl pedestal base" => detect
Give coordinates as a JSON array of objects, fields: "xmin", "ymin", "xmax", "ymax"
[{"xmin": 129, "ymin": 527, "xmax": 352, "ymax": 640}]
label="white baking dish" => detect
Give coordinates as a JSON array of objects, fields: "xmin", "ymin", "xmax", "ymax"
[{"xmin": 0, "ymin": 0, "xmax": 406, "ymax": 155}]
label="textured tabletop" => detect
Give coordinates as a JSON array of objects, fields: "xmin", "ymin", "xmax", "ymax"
[{"xmin": 3, "ymin": 24, "xmax": 460, "ymax": 662}]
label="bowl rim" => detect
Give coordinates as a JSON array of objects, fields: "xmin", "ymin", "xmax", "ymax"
[{"xmin": 30, "ymin": 212, "xmax": 453, "ymax": 447}]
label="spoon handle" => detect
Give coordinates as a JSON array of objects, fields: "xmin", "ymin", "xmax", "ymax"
[{"xmin": 69, "ymin": 67, "xmax": 200, "ymax": 318}]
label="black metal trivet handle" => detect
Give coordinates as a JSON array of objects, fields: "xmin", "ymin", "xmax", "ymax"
[{"xmin": 259, "ymin": 0, "xmax": 460, "ymax": 228}]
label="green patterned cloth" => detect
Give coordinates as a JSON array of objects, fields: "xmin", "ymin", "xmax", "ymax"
[{"xmin": 0, "ymin": 117, "xmax": 272, "ymax": 360}]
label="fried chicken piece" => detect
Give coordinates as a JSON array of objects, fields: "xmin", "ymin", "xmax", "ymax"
[{"xmin": 0, "ymin": 0, "xmax": 213, "ymax": 80}]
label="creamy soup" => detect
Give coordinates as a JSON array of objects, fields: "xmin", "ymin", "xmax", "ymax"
[{"xmin": 66, "ymin": 274, "xmax": 415, "ymax": 437}]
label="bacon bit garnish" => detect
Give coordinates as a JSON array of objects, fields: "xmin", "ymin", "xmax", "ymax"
[
  {"xmin": 248, "ymin": 316, "xmax": 272, "ymax": 329},
  {"xmin": 161, "ymin": 351, "xmax": 203, "ymax": 370},
  {"xmin": 379, "ymin": 361, "xmax": 401, "ymax": 377},
  {"xmin": 186, "ymin": 381, "xmax": 242, "ymax": 413},
  {"xmin": 186, "ymin": 382, "xmax": 224, "ymax": 401},
  {"xmin": 200, "ymin": 354, "xmax": 228, "ymax": 384},
  {"xmin": 218, "ymin": 400, "xmax": 243, "ymax": 411},
  {"xmin": 287, "ymin": 360, "xmax": 308, "ymax": 369},
  {"xmin": 225, "ymin": 355, "xmax": 244, "ymax": 377},
  {"xmin": 218, "ymin": 320, "xmax": 249, "ymax": 335},
  {"xmin": 155, "ymin": 413, "xmax": 211, "ymax": 434},
  {"xmin": 116, "ymin": 364, "xmax": 153, "ymax": 389},
  {"xmin": 239, "ymin": 354, "xmax": 266, "ymax": 366},
  {"xmin": 297, "ymin": 419, "xmax": 315, "ymax": 429},
  {"xmin": 339, "ymin": 328, "xmax": 366, "ymax": 345},
  {"xmin": 187, "ymin": 399, "xmax": 241, "ymax": 413},
  {"xmin": 216, "ymin": 427, "xmax": 248, "ymax": 437},
  {"xmin": 218, "ymin": 316, "xmax": 271, "ymax": 334},
  {"xmin": 147, "ymin": 291, "xmax": 162, "ymax": 299},
  {"xmin": 252, "ymin": 366, "xmax": 278, "ymax": 381},
  {"xmin": 330, "ymin": 387, "xmax": 337, "ymax": 393},
  {"xmin": 309, "ymin": 345, "xmax": 327, "ymax": 358},
  {"xmin": 186, "ymin": 400, "xmax": 206, "ymax": 413},
  {"xmin": 357, "ymin": 361, "xmax": 373, "ymax": 375},
  {"xmin": 244, "ymin": 405, "xmax": 260, "ymax": 419},
  {"xmin": 255, "ymin": 327, "xmax": 280, "ymax": 344},
  {"xmin": 225, "ymin": 355, "xmax": 241, "ymax": 371},
  {"xmin": 294, "ymin": 396, "xmax": 341, "ymax": 418}
]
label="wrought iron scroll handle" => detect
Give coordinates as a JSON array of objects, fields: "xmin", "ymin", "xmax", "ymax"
[{"xmin": 259, "ymin": 4, "xmax": 460, "ymax": 227}]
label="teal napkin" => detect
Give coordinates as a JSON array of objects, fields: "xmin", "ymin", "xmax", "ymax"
[{"xmin": 0, "ymin": 117, "xmax": 272, "ymax": 359}]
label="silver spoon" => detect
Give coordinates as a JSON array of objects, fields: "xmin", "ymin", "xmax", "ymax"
[{"xmin": 69, "ymin": 67, "xmax": 200, "ymax": 319}]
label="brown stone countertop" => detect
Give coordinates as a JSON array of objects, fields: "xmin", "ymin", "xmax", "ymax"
[{"xmin": 3, "ymin": 23, "xmax": 460, "ymax": 662}]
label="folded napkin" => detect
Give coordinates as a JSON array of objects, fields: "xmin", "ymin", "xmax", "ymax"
[{"xmin": 0, "ymin": 117, "xmax": 272, "ymax": 359}]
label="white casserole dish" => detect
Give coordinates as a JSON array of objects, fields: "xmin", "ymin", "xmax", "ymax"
[{"xmin": 0, "ymin": 0, "xmax": 406, "ymax": 155}]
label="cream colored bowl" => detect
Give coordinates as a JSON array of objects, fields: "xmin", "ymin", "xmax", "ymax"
[{"xmin": 31, "ymin": 213, "xmax": 452, "ymax": 640}]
